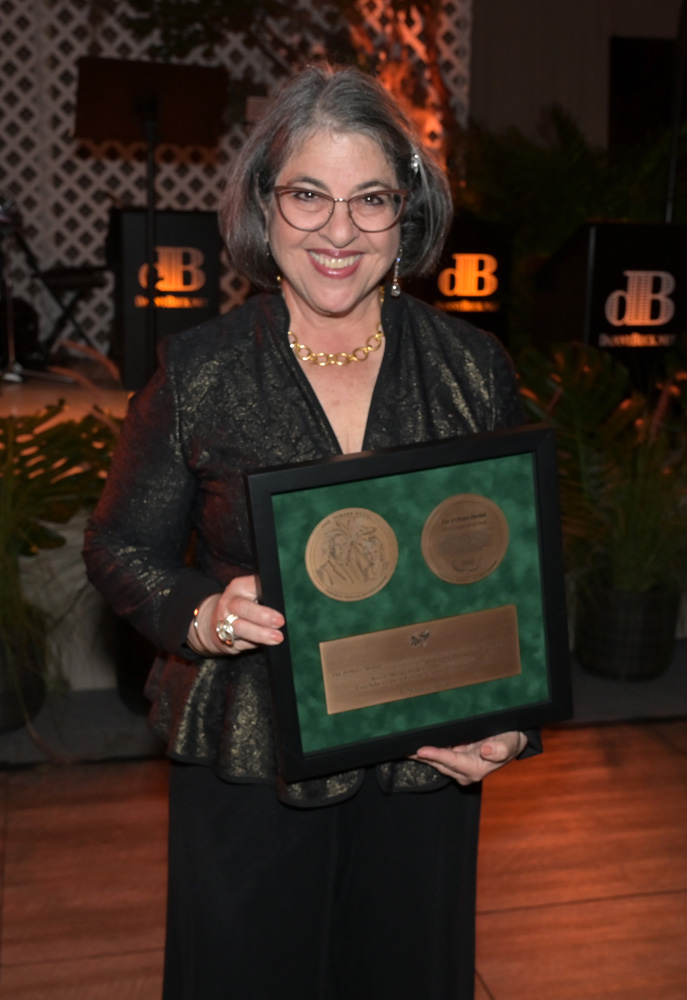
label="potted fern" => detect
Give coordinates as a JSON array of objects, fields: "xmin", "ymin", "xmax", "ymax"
[
  {"xmin": 518, "ymin": 342, "xmax": 687, "ymax": 679},
  {"xmin": 0, "ymin": 403, "xmax": 118, "ymax": 729}
]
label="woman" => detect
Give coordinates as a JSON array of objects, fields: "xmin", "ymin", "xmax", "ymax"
[{"xmin": 84, "ymin": 65, "xmax": 539, "ymax": 1000}]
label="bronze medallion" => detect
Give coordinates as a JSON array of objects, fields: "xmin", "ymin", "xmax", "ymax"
[
  {"xmin": 421, "ymin": 493, "xmax": 509, "ymax": 584},
  {"xmin": 305, "ymin": 508, "xmax": 398, "ymax": 601}
]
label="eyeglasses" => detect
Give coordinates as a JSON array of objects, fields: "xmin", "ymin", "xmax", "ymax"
[{"xmin": 273, "ymin": 186, "xmax": 408, "ymax": 233}]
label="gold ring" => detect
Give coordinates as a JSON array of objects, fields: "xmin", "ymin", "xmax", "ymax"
[{"xmin": 216, "ymin": 613, "xmax": 239, "ymax": 646}]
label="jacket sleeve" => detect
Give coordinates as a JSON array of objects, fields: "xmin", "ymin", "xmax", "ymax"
[
  {"xmin": 519, "ymin": 729, "xmax": 543, "ymax": 759},
  {"xmin": 83, "ymin": 343, "xmax": 222, "ymax": 659},
  {"xmin": 486, "ymin": 331, "xmax": 525, "ymax": 430}
]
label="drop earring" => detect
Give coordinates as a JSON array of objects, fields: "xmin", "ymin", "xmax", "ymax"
[
  {"xmin": 266, "ymin": 239, "xmax": 282, "ymax": 286},
  {"xmin": 391, "ymin": 247, "xmax": 402, "ymax": 298}
]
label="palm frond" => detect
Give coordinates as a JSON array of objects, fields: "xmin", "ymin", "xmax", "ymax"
[{"xmin": 518, "ymin": 343, "xmax": 687, "ymax": 592}]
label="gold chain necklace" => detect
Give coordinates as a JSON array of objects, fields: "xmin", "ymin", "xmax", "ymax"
[
  {"xmin": 288, "ymin": 324, "xmax": 384, "ymax": 367},
  {"xmin": 287, "ymin": 287, "xmax": 385, "ymax": 368}
]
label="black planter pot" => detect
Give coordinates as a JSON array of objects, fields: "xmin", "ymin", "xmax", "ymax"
[{"xmin": 575, "ymin": 585, "xmax": 681, "ymax": 681}]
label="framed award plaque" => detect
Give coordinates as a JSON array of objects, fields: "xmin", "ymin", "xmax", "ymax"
[{"xmin": 245, "ymin": 425, "xmax": 572, "ymax": 782}]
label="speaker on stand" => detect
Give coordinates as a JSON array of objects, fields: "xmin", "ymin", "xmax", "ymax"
[{"xmin": 0, "ymin": 198, "xmax": 74, "ymax": 386}]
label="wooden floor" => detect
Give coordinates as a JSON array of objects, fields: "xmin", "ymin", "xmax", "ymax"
[{"xmin": 0, "ymin": 721, "xmax": 684, "ymax": 999}]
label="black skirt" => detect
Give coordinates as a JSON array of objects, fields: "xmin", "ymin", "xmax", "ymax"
[{"xmin": 163, "ymin": 763, "xmax": 482, "ymax": 1000}]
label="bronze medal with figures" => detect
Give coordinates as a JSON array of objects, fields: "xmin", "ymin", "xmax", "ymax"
[
  {"xmin": 305, "ymin": 508, "xmax": 398, "ymax": 601},
  {"xmin": 421, "ymin": 493, "xmax": 509, "ymax": 584}
]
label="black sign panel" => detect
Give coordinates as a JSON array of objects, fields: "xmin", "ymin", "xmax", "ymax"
[
  {"xmin": 107, "ymin": 209, "xmax": 221, "ymax": 390},
  {"xmin": 586, "ymin": 224, "xmax": 686, "ymax": 350},
  {"xmin": 406, "ymin": 212, "xmax": 511, "ymax": 345},
  {"xmin": 536, "ymin": 223, "xmax": 687, "ymax": 347}
]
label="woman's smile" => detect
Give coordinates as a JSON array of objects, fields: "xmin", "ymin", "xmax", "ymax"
[{"xmin": 307, "ymin": 248, "xmax": 363, "ymax": 273}]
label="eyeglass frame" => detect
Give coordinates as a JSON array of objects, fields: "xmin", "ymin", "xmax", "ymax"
[{"xmin": 272, "ymin": 186, "xmax": 409, "ymax": 233}]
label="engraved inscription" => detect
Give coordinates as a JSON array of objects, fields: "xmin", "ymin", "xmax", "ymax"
[
  {"xmin": 421, "ymin": 493, "xmax": 509, "ymax": 584},
  {"xmin": 320, "ymin": 605, "xmax": 521, "ymax": 713}
]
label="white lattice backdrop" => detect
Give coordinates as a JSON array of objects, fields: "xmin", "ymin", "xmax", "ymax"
[
  {"xmin": 354, "ymin": 0, "xmax": 471, "ymax": 148},
  {"xmin": 0, "ymin": 0, "xmax": 471, "ymax": 358}
]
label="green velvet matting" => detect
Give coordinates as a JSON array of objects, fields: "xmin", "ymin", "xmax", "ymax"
[{"xmin": 272, "ymin": 453, "xmax": 549, "ymax": 754}]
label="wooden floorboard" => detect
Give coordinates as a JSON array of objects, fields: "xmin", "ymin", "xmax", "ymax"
[
  {"xmin": 475, "ymin": 972, "xmax": 495, "ymax": 1000},
  {"xmin": 477, "ymin": 722, "xmax": 687, "ymax": 912},
  {"xmin": 476, "ymin": 720, "xmax": 687, "ymax": 999},
  {"xmin": 0, "ymin": 722, "xmax": 684, "ymax": 998},
  {"xmin": 1, "ymin": 761, "xmax": 167, "ymax": 968},
  {"xmin": 477, "ymin": 891, "xmax": 687, "ymax": 1000},
  {"xmin": 0, "ymin": 949, "xmax": 164, "ymax": 1000}
]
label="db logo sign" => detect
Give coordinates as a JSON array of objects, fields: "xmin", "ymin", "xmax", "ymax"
[
  {"xmin": 138, "ymin": 246, "xmax": 206, "ymax": 292},
  {"xmin": 604, "ymin": 270, "xmax": 676, "ymax": 327},
  {"xmin": 438, "ymin": 254, "xmax": 499, "ymax": 297}
]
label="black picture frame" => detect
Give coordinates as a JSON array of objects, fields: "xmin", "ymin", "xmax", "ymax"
[{"xmin": 245, "ymin": 424, "xmax": 572, "ymax": 782}]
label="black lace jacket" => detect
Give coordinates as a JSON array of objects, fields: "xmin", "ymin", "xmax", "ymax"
[{"xmin": 84, "ymin": 289, "xmax": 528, "ymax": 806}]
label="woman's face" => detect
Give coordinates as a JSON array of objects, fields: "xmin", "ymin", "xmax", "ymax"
[{"xmin": 265, "ymin": 130, "xmax": 401, "ymax": 324}]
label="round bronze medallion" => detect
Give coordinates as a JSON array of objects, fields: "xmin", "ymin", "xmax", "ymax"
[
  {"xmin": 305, "ymin": 508, "xmax": 398, "ymax": 602},
  {"xmin": 421, "ymin": 493, "xmax": 509, "ymax": 584}
]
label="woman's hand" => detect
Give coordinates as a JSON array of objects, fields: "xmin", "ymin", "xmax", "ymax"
[
  {"xmin": 410, "ymin": 731, "xmax": 528, "ymax": 786},
  {"xmin": 187, "ymin": 575, "xmax": 285, "ymax": 656}
]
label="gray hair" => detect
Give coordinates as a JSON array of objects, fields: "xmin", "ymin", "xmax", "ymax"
[{"xmin": 219, "ymin": 65, "xmax": 453, "ymax": 290}]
